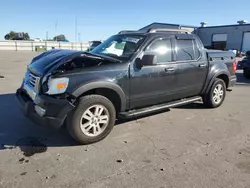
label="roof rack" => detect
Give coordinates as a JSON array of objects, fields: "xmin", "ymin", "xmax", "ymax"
[
  {"xmin": 148, "ymin": 28, "xmax": 191, "ymax": 34},
  {"xmin": 118, "ymin": 30, "xmax": 139, "ymax": 34}
]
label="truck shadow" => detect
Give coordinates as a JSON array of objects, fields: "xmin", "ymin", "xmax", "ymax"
[
  {"xmin": 0, "ymin": 93, "xmax": 80, "ymax": 152},
  {"xmin": 176, "ymin": 72, "xmax": 250, "ymax": 110},
  {"xmin": 174, "ymin": 102, "xmax": 207, "ymax": 110},
  {"xmin": 0, "ymin": 93, "xmax": 171, "ymax": 151},
  {"xmin": 115, "ymin": 108, "xmax": 171, "ymax": 126}
]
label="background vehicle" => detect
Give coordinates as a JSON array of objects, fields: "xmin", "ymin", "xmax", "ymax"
[
  {"xmin": 86, "ymin": 40, "xmax": 102, "ymax": 52},
  {"xmin": 237, "ymin": 51, "xmax": 250, "ymax": 78},
  {"xmin": 16, "ymin": 28, "xmax": 237, "ymax": 144},
  {"xmin": 33, "ymin": 38, "xmax": 43, "ymax": 42}
]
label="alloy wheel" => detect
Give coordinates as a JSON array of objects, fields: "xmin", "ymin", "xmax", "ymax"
[
  {"xmin": 80, "ymin": 105, "xmax": 110, "ymax": 137},
  {"xmin": 212, "ymin": 84, "xmax": 224, "ymax": 104}
]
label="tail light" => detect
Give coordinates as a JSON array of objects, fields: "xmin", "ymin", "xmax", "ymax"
[{"xmin": 232, "ymin": 60, "xmax": 237, "ymax": 73}]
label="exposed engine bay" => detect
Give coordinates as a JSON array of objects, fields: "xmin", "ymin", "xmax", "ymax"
[{"xmin": 56, "ymin": 55, "xmax": 113, "ymax": 72}]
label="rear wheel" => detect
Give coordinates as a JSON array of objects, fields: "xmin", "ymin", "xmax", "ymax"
[
  {"xmin": 243, "ymin": 68, "xmax": 250, "ymax": 79},
  {"xmin": 67, "ymin": 95, "xmax": 116, "ymax": 144},
  {"xmin": 203, "ymin": 78, "xmax": 226, "ymax": 108}
]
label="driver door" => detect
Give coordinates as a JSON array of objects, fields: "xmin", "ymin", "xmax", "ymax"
[{"xmin": 129, "ymin": 37, "xmax": 178, "ymax": 109}]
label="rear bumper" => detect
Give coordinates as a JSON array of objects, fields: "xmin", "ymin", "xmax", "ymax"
[{"xmin": 16, "ymin": 88, "xmax": 75, "ymax": 129}]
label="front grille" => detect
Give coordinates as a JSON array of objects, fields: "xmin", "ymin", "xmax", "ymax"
[{"xmin": 27, "ymin": 71, "xmax": 40, "ymax": 91}]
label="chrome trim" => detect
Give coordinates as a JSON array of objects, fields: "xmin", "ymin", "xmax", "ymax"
[
  {"xmin": 28, "ymin": 71, "xmax": 40, "ymax": 92},
  {"xmin": 23, "ymin": 83, "xmax": 37, "ymax": 101},
  {"xmin": 35, "ymin": 105, "xmax": 46, "ymax": 117},
  {"xmin": 35, "ymin": 77, "xmax": 40, "ymax": 92}
]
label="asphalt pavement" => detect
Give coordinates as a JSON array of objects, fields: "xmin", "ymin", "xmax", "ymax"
[{"xmin": 0, "ymin": 51, "xmax": 250, "ymax": 188}]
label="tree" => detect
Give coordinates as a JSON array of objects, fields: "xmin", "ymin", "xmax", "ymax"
[
  {"xmin": 53, "ymin": 34, "xmax": 67, "ymax": 41},
  {"xmin": 23, "ymin": 33, "xmax": 30, "ymax": 40},
  {"xmin": 4, "ymin": 31, "xmax": 16, "ymax": 40},
  {"xmin": 4, "ymin": 31, "xmax": 30, "ymax": 40}
]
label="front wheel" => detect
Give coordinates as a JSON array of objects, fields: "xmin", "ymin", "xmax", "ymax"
[
  {"xmin": 67, "ymin": 95, "xmax": 116, "ymax": 144},
  {"xmin": 203, "ymin": 78, "xmax": 226, "ymax": 108}
]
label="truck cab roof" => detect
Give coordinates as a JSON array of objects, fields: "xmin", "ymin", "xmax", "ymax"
[
  {"xmin": 117, "ymin": 28, "xmax": 198, "ymax": 41},
  {"xmin": 116, "ymin": 28, "xmax": 203, "ymax": 51},
  {"xmin": 118, "ymin": 28, "xmax": 191, "ymax": 35}
]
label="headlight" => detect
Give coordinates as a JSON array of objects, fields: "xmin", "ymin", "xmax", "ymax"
[{"xmin": 46, "ymin": 77, "xmax": 69, "ymax": 95}]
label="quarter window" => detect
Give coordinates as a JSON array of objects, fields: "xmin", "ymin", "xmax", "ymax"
[
  {"xmin": 145, "ymin": 39, "xmax": 172, "ymax": 63},
  {"xmin": 176, "ymin": 39, "xmax": 200, "ymax": 61}
]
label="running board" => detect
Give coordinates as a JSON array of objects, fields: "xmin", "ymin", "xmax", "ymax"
[{"xmin": 119, "ymin": 96, "xmax": 202, "ymax": 119}]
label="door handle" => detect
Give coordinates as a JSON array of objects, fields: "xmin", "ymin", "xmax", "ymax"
[
  {"xmin": 199, "ymin": 64, "xmax": 206, "ymax": 68},
  {"xmin": 165, "ymin": 67, "xmax": 175, "ymax": 72}
]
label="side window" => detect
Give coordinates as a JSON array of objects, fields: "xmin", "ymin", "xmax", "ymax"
[
  {"xmin": 176, "ymin": 39, "xmax": 200, "ymax": 61},
  {"xmin": 193, "ymin": 40, "xmax": 200, "ymax": 59},
  {"xmin": 145, "ymin": 39, "xmax": 172, "ymax": 63}
]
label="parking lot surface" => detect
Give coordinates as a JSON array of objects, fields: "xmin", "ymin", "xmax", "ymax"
[{"xmin": 1, "ymin": 51, "xmax": 250, "ymax": 188}]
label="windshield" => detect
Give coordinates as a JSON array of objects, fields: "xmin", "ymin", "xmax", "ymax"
[{"xmin": 91, "ymin": 35, "xmax": 145, "ymax": 61}]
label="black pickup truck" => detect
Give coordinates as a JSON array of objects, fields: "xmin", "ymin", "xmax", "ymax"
[{"xmin": 16, "ymin": 28, "xmax": 237, "ymax": 144}]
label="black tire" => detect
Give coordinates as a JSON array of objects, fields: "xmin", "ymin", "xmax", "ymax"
[
  {"xmin": 203, "ymin": 78, "xmax": 226, "ymax": 108},
  {"xmin": 243, "ymin": 68, "xmax": 250, "ymax": 79},
  {"xmin": 67, "ymin": 95, "xmax": 116, "ymax": 144}
]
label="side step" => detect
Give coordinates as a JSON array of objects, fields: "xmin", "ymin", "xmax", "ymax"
[{"xmin": 119, "ymin": 96, "xmax": 202, "ymax": 119}]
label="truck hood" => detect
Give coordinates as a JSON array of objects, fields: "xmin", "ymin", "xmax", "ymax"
[{"xmin": 28, "ymin": 49, "xmax": 79, "ymax": 76}]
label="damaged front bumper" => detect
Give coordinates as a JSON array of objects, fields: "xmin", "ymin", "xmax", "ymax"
[{"xmin": 15, "ymin": 88, "xmax": 75, "ymax": 129}]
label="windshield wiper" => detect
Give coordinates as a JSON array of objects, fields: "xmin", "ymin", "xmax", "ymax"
[
  {"xmin": 83, "ymin": 52, "xmax": 122, "ymax": 63},
  {"xmin": 82, "ymin": 52, "xmax": 104, "ymax": 60}
]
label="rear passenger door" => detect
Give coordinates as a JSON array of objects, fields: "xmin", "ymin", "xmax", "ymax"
[{"xmin": 173, "ymin": 36, "xmax": 208, "ymax": 98}]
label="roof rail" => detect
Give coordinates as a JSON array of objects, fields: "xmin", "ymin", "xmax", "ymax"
[
  {"xmin": 148, "ymin": 28, "xmax": 191, "ymax": 34},
  {"xmin": 118, "ymin": 30, "xmax": 138, "ymax": 34}
]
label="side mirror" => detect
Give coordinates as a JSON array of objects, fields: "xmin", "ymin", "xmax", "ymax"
[{"xmin": 135, "ymin": 54, "xmax": 157, "ymax": 69}]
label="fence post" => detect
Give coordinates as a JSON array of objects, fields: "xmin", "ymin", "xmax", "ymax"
[
  {"xmin": 15, "ymin": 41, "xmax": 17, "ymax": 51},
  {"xmin": 59, "ymin": 42, "xmax": 61, "ymax": 49},
  {"xmin": 81, "ymin": 43, "xmax": 83, "ymax": 51},
  {"xmin": 31, "ymin": 42, "xmax": 33, "ymax": 51}
]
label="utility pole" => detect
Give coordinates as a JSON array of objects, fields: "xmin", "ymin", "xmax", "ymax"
[
  {"xmin": 78, "ymin": 33, "xmax": 81, "ymax": 42},
  {"xmin": 55, "ymin": 20, "xmax": 58, "ymax": 41},
  {"xmin": 46, "ymin": 31, "xmax": 48, "ymax": 41},
  {"xmin": 75, "ymin": 16, "xmax": 78, "ymax": 43}
]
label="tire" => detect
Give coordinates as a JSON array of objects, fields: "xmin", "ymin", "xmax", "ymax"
[
  {"xmin": 243, "ymin": 68, "xmax": 250, "ymax": 79},
  {"xmin": 203, "ymin": 78, "xmax": 226, "ymax": 108},
  {"xmin": 67, "ymin": 95, "xmax": 116, "ymax": 144}
]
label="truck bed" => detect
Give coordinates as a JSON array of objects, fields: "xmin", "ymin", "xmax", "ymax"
[{"xmin": 206, "ymin": 49, "xmax": 236, "ymax": 76}]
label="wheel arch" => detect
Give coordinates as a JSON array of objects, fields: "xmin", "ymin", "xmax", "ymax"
[
  {"xmin": 72, "ymin": 81, "xmax": 127, "ymax": 112},
  {"xmin": 205, "ymin": 71, "xmax": 230, "ymax": 94}
]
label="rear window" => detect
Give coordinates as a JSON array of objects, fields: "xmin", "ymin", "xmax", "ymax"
[{"xmin": 176, "ymin": 39, "xmax": 200, "ymax": 61}]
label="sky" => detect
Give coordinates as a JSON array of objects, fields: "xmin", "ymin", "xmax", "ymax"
[{"xmin": 1, "ymin": 0, "xmax": 250, "ymax": 42}]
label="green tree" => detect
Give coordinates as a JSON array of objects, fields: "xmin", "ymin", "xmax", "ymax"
[
  {"xmin": 4, "ymin": 31, "xmax": 16, "ymax": 40},
  {"xmin": 23, "ymin": 33, "xmax": 30, "ymax": 40},
  {"xmin": 53, "ymin": 34, "xmax": 67, "ymax": 41}
]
